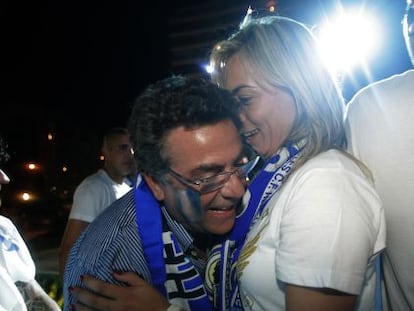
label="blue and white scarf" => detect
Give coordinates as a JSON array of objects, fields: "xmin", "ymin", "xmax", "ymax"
[
  {"xmin": 206, "ymin": 144, "xmax": 303, "ymax": 310},
  {"xmin": 134, "ymin": 175, "xmax": 212, "ymax": 310}
]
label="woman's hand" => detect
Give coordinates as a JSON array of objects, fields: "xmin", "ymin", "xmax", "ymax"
[{"xmin": 71, "ymin": 272, "xmax": 170, "ymax": 311}]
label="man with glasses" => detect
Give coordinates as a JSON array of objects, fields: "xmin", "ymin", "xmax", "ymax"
[
  {"xmin": 63, "ymin": 76, "xmax": 254, "ymax": 310},
  {"xmin": 345, "ymin": 1, "xmax": 414, "ymax": 309},
  {"xmin": 59, "ymin": 127, "xmax": 135, "ymax": 277}
]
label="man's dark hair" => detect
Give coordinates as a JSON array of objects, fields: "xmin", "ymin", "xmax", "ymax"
[
  {"xmin": 0, "ymin": 136, "xmax": 10, "ymax": 166},
  {"xmin": 128, "ymin": 76, "xmax": 241, "ymax": 177},
  {"xmin": 102, "ymin": 127, "xmax": 129, "ymax": 146}
]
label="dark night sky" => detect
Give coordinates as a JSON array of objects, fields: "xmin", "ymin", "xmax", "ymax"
[
  {"xmin": 1, "ymin": 0, "xmax": 411, "ymax": 177},
  {"xmin": 2, "ymin": 0, "xmax": 172, "ymax": 170},
  {"xmin": 2, "ymin": 1, "xmax": 170, "ymax": 128}
]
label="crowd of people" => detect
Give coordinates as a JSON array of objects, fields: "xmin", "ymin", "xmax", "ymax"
[{"xmin": 1, "ymin": 1, "xmax": 413, "ymax": 310}]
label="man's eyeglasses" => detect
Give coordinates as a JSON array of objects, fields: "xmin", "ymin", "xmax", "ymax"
[{"xmin": 167, "ymin": 156, "xmax": 260, "ymax": 194}]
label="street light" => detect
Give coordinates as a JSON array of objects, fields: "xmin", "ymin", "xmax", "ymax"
[{"xmin": 316, "ymin": 7, "xmax": 381, "ymax": 75}]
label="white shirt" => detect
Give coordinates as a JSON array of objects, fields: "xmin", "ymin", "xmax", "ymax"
[
  {"xmin": 345, "ymin": 69, "xmax": 414, "ymax": 310},
  {"xmin": 69, "ymin": 169, "xmax": 132, "ymax": 222},
  {"xmin": 0, "ymin": 216, "xmax": 35, "ymax": 311},
  {"xmin": 237, "ymin": 150, "xmax": 385, "ymax": 310}
]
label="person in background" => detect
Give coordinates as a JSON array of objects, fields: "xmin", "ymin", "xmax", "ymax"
[
  {"xmin": 0, "ymin": 136, "xmax": 61, "ymax": 311},
  {"xmin": 58, "ymin": 127, "xmax": 135, "ymax": 277},
  {"xmin": 345, "ymin": 1, "xmax": 414, "ymax": 309},
  {"xmin": 64, "ymin": 76, "xmax": 253, "ymax": 311}
]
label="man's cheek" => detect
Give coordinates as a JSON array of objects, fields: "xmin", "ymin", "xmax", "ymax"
[{"xmin": 172, "ymin": 188, "xmax": 202, "ymax": 225}]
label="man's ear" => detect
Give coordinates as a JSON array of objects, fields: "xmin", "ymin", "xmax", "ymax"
[{"xmin": 143, "ymin": 174, "xmax": 165, "ymax": 201}]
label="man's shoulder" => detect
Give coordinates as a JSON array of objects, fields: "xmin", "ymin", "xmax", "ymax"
[
  {"xmin": 65, "ymin": 190, "xmax": 148, "ymax": 288},
  {"xmin": 87, "ymin": 190, "xmax": 136, "ymax": 231},
  {"xmin": 368, "ymin": 70, "xmax": 413, "ymax": 90},
  {"xmin": 350, "ymin": 70, "xmax": 414, "ymax": 104},
  {"xmin": 75, "ymin": 170, "xmax": 112, "ymax": 192},
  {"xmin": 346, "ymin": 70, "xmax": 414, "ymax": 122},
  {"xmin": 67, "ymin": 191, "xmax": 139, "ymax": 265}
]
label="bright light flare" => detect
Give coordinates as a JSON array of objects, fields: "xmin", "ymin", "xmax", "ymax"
[
  {"xmin": 204, "ymin": 64, "xmax": 214, "ymax": 74},
  {"xmin": 317, "ymin": 10, "xmax": 381, "ymax": 73},
  {"xmin": 17, "ymin": 191, "xmax": 39, "ymax": 202},
  {"xmin": 25, "ymin": 162, "xmax": 38, "ymax": 171},
  {"xmin": 22, "ymin": 192, "xmax": 31, "ymax": 201}
]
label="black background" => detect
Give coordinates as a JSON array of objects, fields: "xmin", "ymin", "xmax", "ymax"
[{"xmin": 1, "ymin": 0, "xmax": 411, "ymax": 176}]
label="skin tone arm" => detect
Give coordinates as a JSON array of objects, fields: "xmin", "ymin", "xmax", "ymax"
[
  {"xmin": 58, "ymin": 219, "xmax": 89, "ymax": 277},
  {"xmin": 286, "ymin": 284, "xmax": 356, "ymax": 311},
  {"xmin": 71, "ymin": 272, "xmax": 172, "ymax": 311}
]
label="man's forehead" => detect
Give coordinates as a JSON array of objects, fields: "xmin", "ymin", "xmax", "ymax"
[
  {"xmin": 164, "ymin": 121, "xmax": 242, "ymax": 166},
  {"xmin": 107, "ymin": 134, "xmax": 130, "ymax": 144}
]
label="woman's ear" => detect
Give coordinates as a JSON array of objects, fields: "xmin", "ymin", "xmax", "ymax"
[{"xmin": 143, "ymin": 174, "xmax": 165, "ymax": 201}]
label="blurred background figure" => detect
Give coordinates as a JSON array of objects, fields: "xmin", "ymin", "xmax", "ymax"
[
  {"xmin": 1, "ymin": 136, "xmax": 61, "ymax": 311},
  {"xmin": 58, "ymin": 127, "xmax": 134, "ymax": 277},
  {"xmin": 345, "ymin": 0, "xmax": 414, "ymax": 309}
]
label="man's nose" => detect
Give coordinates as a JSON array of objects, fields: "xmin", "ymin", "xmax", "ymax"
[{"xmin": 220, "ymin": 172, "xmax": 246, "ymax": 200}]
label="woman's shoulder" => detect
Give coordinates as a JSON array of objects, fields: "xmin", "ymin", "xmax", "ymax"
[
  {"xmin": 288, "ymin": 149, "xmax": 375, "ymax": 190},
  {"xmin": 301, "ymin": 149, "xmax": 363, "ymax": 174}
]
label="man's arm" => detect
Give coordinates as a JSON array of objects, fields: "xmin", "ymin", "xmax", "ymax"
[
  {"xmin": 286, "ymin": 284, "xmax": 356, "ymax": 311},
  {"xmin": 58, "ymin": 219, "xmax": 89, "ymax": 277},
  {"xmin": 16, "ymin": 280, "xmax": 61, "ymax": 311}
]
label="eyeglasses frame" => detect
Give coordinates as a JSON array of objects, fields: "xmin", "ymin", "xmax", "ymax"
[{"xmin": 167, "ymin": 156, "xmax": 260, "ymax": 194}]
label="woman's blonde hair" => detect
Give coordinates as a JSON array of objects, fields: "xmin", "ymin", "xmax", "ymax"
[{"xmin": 210, "ymin": 16, "xmax": 347, "ymax": 166}]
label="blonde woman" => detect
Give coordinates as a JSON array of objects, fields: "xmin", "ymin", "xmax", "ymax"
[{"xmin": 205, "ymin": 15, "xmax": 385, "ymax": 311}]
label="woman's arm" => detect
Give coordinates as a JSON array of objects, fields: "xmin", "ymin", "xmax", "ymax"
[{"xmin": 286, "ymin": 284, "xmax": 356, "ymax": 311}]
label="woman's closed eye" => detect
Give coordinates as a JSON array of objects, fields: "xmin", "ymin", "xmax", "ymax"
[{"xmin": 236, "ymin": 96, "xmax": 252, "ymax": 106}]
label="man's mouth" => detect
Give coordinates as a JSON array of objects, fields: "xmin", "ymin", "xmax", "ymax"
[
  {"xmin": 242, "ymin": 128, "xmax": 259, "ymax": 138},
  {"xmin": 208, "ymin": 205, "xmax": 235, "ymax": 212}
]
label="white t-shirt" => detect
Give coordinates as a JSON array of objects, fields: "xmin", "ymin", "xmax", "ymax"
[
  {"xmin": 345, "ymin": 70, "xmax": 414, "ymax": 310},
  {"xmin": 0, "ymin": 216, "xmax": 35, "ymax": 311},
  {"xmin": 237, "ymin": 150, "xmax": 385, "ymax": 311},
  {"xmin": 69, "ymin": 169, "xmax": 132, "ymax": 223}
]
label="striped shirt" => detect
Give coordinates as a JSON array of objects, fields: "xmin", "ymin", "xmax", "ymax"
[{"xmin": 63, "ymin": 190, "xmax": 206, "ymax": 310}]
